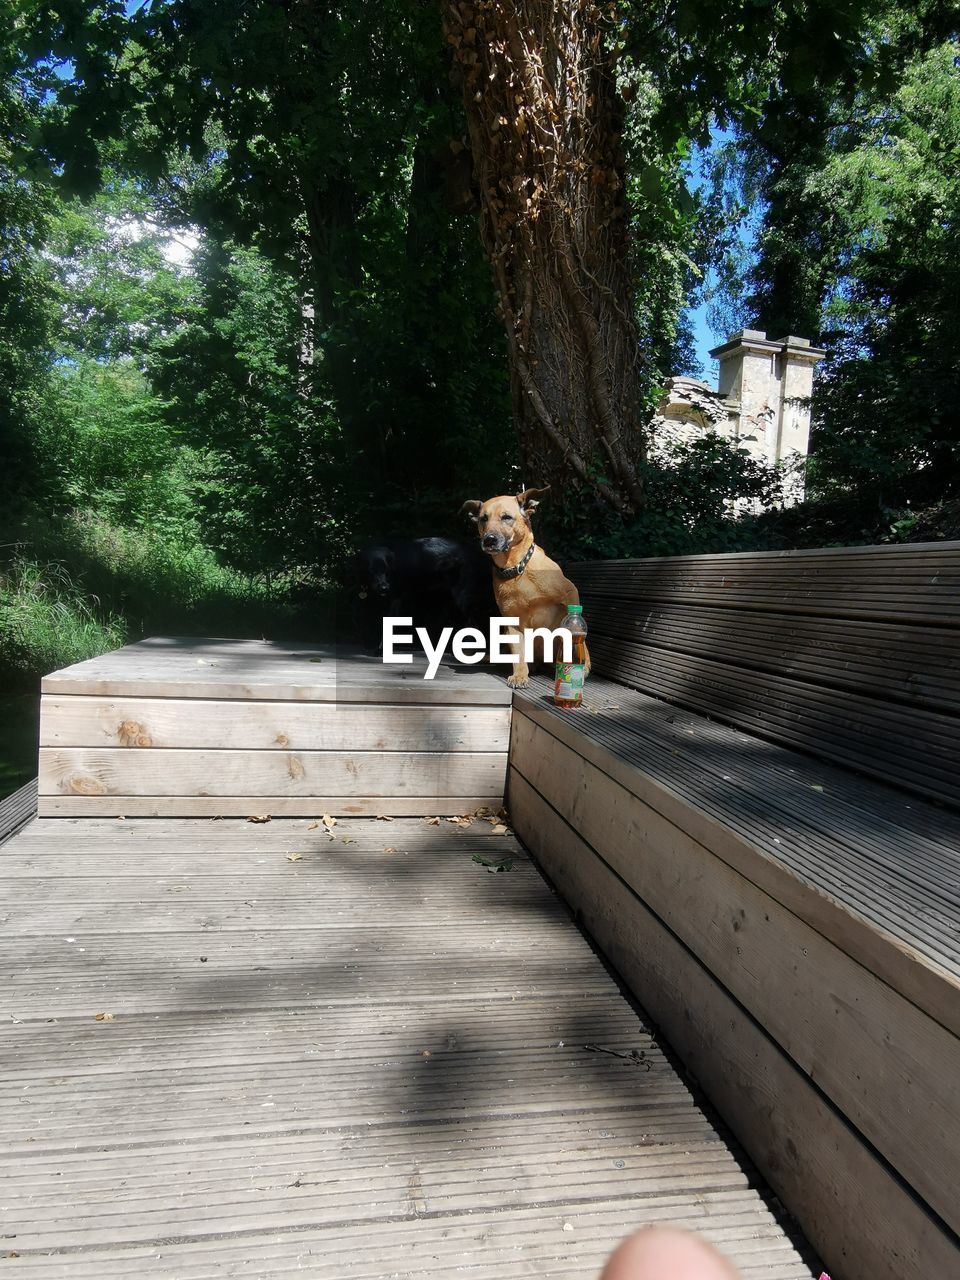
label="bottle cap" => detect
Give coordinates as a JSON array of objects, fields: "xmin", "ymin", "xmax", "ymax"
[{"xmin": 567, "ymin": 604, "xmax": 583, "ymax": 613}]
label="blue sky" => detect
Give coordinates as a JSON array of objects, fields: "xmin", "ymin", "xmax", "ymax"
[
  {"xmin": 690, "ymin": 301, "xmax": 721, "ymax": 380},
  {"xmin": 684, "ymin": 125, "xmax": 758, "ymax": 381}
]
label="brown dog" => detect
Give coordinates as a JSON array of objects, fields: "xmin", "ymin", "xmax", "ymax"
[{"xmin": 460, "ymin": 486, "xmax": 589, "ymax": 688}]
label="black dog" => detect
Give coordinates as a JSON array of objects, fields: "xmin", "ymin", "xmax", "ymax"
[{"xmin": 349, "ymin": 537, "xmax": 495, "ymax": 651}]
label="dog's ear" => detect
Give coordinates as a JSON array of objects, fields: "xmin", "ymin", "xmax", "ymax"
[
  {"xmin": 460, "ymin": 499, "xmax": 482, "ymax": 524},
  {"xmin": 516, "ymin": 485, "xmax": 550, "ymax": 515}
]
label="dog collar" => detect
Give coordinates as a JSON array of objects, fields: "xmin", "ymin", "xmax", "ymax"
[{"xmin": 494, "ymin": 542, "xmax": 536, "ymax": 580}]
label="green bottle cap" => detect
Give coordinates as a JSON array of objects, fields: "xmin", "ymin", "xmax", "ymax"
[{"xmin": 567, "ymin": 604, "xmax": 583, "ymax": 613}]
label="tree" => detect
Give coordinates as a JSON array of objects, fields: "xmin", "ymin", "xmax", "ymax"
[
  {"xmin": 20, "ymin": 0, "xmax": 885, "ymax": 519},
  {"xmin": 709, "ymin": 7, "xmax": 960, "ymax": 504},
  {"xmin": 441, "ymin": 0, "xmax": 888, "ymax": 512},
  {"xmin": 810, "ymin": 39, "xmax": 960, "ymax": 502},
  {"xmin": 16, "ymin": 0, "xmax": 516, "ymax": 552},
  {"xmin": 443, "ymin": 2, "xmax": 645, "ymax": 512},
  {"xmin": 0, "ymin": 25, "xmax": 58, "ymax": 502}
]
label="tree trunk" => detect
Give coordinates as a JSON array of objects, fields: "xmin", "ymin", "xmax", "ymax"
[{"xmin": 444, "ymin": 0, "xmax": 645, "ymax": 513}]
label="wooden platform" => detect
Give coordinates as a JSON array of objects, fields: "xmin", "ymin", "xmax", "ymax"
[
  {"xmin": 37, "ymin": 639, "xmax": 512, "ymax": 818},
  {"xmin": 0, "ymin": 815, "xmax": 815, "ymax": 1277}
]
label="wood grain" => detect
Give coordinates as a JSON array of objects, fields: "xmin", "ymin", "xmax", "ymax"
[
  {"xmin": 568, "ymin": 544, "xmax": 960, "ymax": 805},
  {"xmin": 513, "ymin": 681, "xmax": 960, "ymax": 1035},
  {"xmin": 0, "ymin": 778, "xmax": 37, "ymax": 844},
  {"xmin": 39, "ymin": 696, "xmax": 511, "ymax": 752},
  {"xmin": 40, "ymin": 639, "xmax": 513, "ymax": 704},
  {"xmin": 36, "ymin": 794, "xmax": 501, "ymax": 818},
  {"xmin": 39, "ymin": 747, "xmax": 507, "ymax": 799}
]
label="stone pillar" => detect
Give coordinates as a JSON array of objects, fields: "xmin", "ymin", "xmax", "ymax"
[
  {"xmin": 709, "ymin": 330, "xmax": 825, "ymax": 498},
  {"xmin": 776, "ymin": 335, "xmax": 823, "ymax": 463}
]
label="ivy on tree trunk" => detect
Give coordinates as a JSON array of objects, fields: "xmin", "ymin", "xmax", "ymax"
[{"xmin": 445, "ymin": 0, "xmax": 646, "ymax": 513}]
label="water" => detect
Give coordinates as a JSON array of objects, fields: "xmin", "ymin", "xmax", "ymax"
[{"xmin": 0, "ymin": 692, "xmax": 40, "ymax": 800}]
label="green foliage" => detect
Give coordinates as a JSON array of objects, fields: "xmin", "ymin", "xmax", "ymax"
[
  {"xmin": 809, "ymin": 40, "xmax": 960, "ymax": 500},
  {"xmin": 0, "ymin": 555, "xmax": 126, "ymax": 683},
  {"xmin": 0, "ymin": 505, "xmax": 303, "ymax": 685},
  {"xmin": 45, "ymin": 184, "xmax": 196, "ymax": 363},
  {"xmin": 705, "ymin": 6, "xmax": 960, "ymax": 506},
  {"xmin": 46, "ymin": 510, "xmax": 293, "ymax": 633},
  {"xmin": 0, "ymin": 53, "xmax": 58, "ymax": 499},
  {"xmin": 545, "ymin": 435, "xmax": 783, "ymax": 561},
  {"xmin": 44, "ymin": 359, "xmax": 198, "ymax": 534},
  {"xmin": 23, "ymin": 0, "xmax": 516, "ymax": 524},
  {"xmin": 21, "ymin": 0, "xmax": 889, "ymax": 521},
  {"xmin": 147, "ymin": 238, "xmax": 329, "ymax": 571}
]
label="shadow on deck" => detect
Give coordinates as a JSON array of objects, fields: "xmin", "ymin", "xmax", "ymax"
[{"xmin": 0, "ymin": 814, "xmax": 816, "ymax": 1278}]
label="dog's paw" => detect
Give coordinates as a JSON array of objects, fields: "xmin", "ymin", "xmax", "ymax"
[{"xmin": 507, "ymin": 672, "xmax": 529, "ymax": 689}]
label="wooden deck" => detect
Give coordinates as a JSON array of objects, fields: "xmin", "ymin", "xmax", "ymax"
[
  {"xmin": 0, "ymin": 814, "xmax": 815, "ymax": 1277},
  {"xmin": 0, "ymin": 778, "xmax": 37, "ymax": 846}
]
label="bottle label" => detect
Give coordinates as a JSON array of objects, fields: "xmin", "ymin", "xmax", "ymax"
[{"xmin": 555, "ymin": 662, "xmax": 585, "ymax": 702}]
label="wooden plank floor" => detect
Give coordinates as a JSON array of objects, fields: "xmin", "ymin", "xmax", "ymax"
[{"xmin": 0, "ymin": 816, "xmax": 815, "ymax": 1278}]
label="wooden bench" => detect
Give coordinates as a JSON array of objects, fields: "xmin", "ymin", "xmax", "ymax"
[{"xmin": 508, "ymin": 542, "xmax": 960, "ymax": 1280}]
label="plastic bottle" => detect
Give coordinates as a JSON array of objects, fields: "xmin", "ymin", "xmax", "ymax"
[{"xmin": 554, "ymin": 604, "xmax": 588, "ymax": 708}]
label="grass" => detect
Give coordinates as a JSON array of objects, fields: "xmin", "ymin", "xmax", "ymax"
[
  {"xmin": 0, "ymin": 504, "xmax": 342, "ymax": 796},
  {"xmin": 28, "ymin": 510, "xmax": 298, "ymax": 640},
  {"xmin": 0, "ymin": 556, "xmax": 128, "ymax": 683},
  {"xmin": 0, "ymin": 508, "xmax": 307, "ymax": 688}
]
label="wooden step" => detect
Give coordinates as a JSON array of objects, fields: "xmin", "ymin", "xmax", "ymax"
[{"xmin": 38, "ymin": 640, "xmax": 512, "ymax": 818}]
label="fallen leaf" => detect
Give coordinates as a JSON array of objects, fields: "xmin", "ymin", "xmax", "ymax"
[
  {"xmin": 94, "ymin": 1012, "xmax": 114, "ymax": 1022},
  {"xmin": 811, "ymin": 784, "xmax": 825, "ymax": 793},
  {"xmin": 376, "ymin": 814, "xmax": 395, "ymax": 822},
  {"xmin": 384, "ymin": 846, "xmax": 397, "ymax": 853},
  {"xmin": 321, "ymin": 814, "xmax": 337, "ymax": 829},
  {"xmin": 287, "ymin": 851, "xmax": 303, "ymax": 862},
  {"xmin": 420, "ymin": 1049, "xmax": 432, "ymax": 1057},
  {"xmin": 307, "ymin": 821, "xmax": 320, "ymax": 830},
  {"xmin": 247, "ymin": 815, "xmax": 271, "ymax": 824},
  {"xmin": 491, "ymin": 824, "xmax": 509, "ymax": 836},
  {"xmin": 472, "ymin": 853, "xmax": 514, "ymax": 873},
  {"xmin": 340, "ymin": 837, "xmax": 355, "ymax": 844},
  {"xmin": 426, "ymin": 816, "xmax": 441, "ymax": 825}
]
